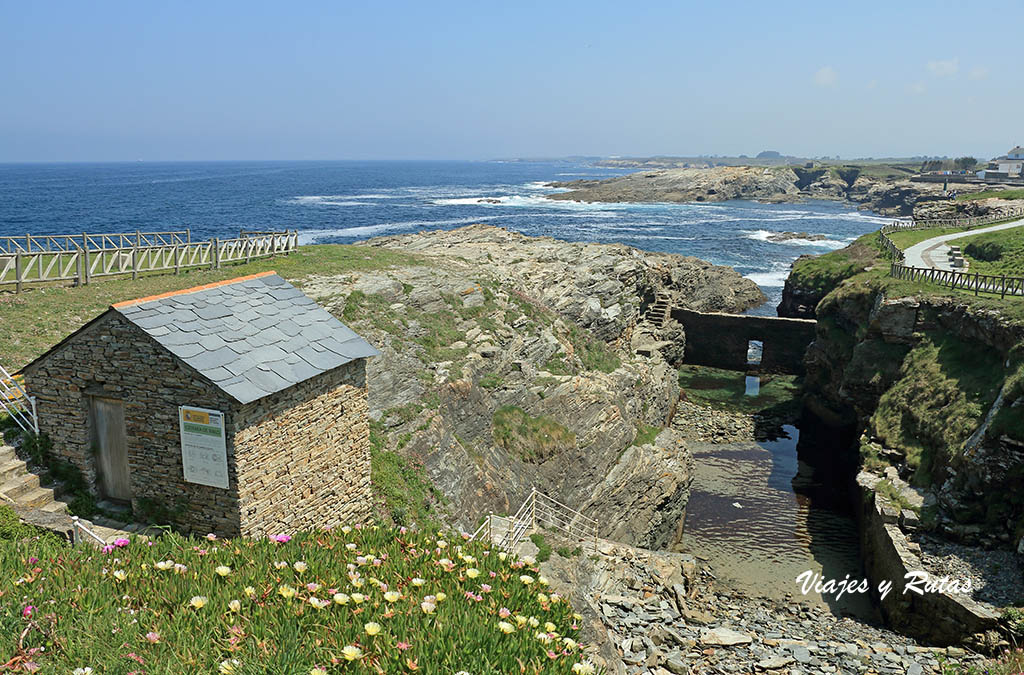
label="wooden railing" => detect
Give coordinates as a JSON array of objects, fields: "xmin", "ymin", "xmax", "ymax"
[
  {"xmin": 890, "ymin": 262, "xmax": 1024, "ymax": 298},
  {"xmin": 878, "ymin": 209, "xmax": 1024, "ymax": 298},
  {"xmin": 0, "ymin": 230, "xmax": 299, "ymax": 292}
]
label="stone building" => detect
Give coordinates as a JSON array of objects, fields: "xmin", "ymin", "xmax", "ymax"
[{"xmin": 20, "ymin": 271, "xmax": 379, "ymax": 537}]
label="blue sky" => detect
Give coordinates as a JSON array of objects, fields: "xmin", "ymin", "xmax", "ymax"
[{"xmin": 1, "ymin": 1, "xmax": 1020, "ymax": 161}]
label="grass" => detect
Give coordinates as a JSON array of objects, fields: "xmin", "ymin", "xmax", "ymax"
[
  {"xmin": 956, "ymin": 188, "xmax": 1024, "ymax": 201},
  {"xmin": 0, "ymin": 245, "xmax": 425, "ymax": 370},
  {"xmin": 958, "ymin": 226, "xmax": 1024, "ymax": 276},
  {"xmin": 874, "ymin": 479, "xmax": 916, "ymax": 513},
  {"xmin": 368, "ymin": 420, "xmax": 443, "ymax": 530},
  {"xmin": 940, "ymin": 648, "xmax": 1024, "ymax": 674},
  {"xmin": 0, "ymin": 504, "xmax": 60, "ymax": 543},
  {"xmin": 786, "ymin": 232, "xmax": 880, "ymax": 296},
  {"xmin": 528, "ymin": 533, "xmax": 552, "ymax": 563},
  {"xmin": 677, "ymin": 365, "xmax": 802, "ymax": 415},
  {"xmin": 491, "ymin": 406, "xmax": 576, "ymax": 462},
  {"xmin": 631, "ymin": 424, "xmax": 661, "ymax": 447},
  {"xmin": 0, "ymin": 524, "xmax": 596, "ymax": 673},
  {"xmin": 886, "ymin": 226, "xmax": 975, "ymax": 250},
  {"xmin": 869, "ymin": 331, "xmax": 1005, "ymax": 486}
]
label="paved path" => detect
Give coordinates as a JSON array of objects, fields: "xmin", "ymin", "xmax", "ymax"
[{"xmin": 903, "ymin": 218, "xmax": 1024, "ymax": 271}]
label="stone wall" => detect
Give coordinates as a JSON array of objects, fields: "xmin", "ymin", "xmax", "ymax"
[
  {"xmin": 669, "ymin": 308, "xmax": 817, "ymax": 374},
  {"xmin": 855, "ymin": 472, "xmax": 1001, "ymax": 648},
  {"xmin": 22, "ymin": 311, "xmax": 244, "ymax": 535},
  {"xmin": 23, "ymin": 311, "xmax": 374, "ymax": 537},
  {"xmin": 234, "ymin": 359, "xmax": 372, "ymax": 537}
]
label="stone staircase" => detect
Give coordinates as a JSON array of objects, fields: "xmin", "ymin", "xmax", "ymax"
[
  {"xmin": 0, "ymin": 441, "xmax": 158, "ymax": 545},
  {"xmin": 632, "ymin": 292, "xmax": 675, "ymax": 356},
  {"xmin": 0, "ymin": 442, "xmax": 65, "ymax": 511}
]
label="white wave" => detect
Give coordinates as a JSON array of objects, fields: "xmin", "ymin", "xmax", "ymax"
[
  {"xmin": 431, "ymin": 194, "xmax": 626, "ymax": 210},
  {"xmin": 743, "ymin": 230, "xmax": 849, "ymax": 249},
  {"xmin": 744, "ymin": 266, "xmax": 791, "ymax": 287},
  {"xmin": 298, "ymin": 224, "xmax": 401, "ymax": 243},
  {"xmin": 289, "ymin": 196, "xmax": 373, "ymax": 206}
]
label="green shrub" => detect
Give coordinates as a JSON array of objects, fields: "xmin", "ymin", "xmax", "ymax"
[
  {"xmin": 492, "ymin": 407, "xmax": 575, "ymax": 462},
  {"xmin": 529, "ymin": 532, "xmax": 552, "ymax": 562},
  {"xmin": 964, "ymin": 240, "xmax": 1004, "ymax": 262}
]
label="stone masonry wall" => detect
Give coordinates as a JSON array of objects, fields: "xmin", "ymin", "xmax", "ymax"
[
  {"xmin": 670, "ymin": 308, "xmax": 817, "ymax": 374},
  {"xmin": 22, "ymin": 311, "xmax": 244, "ymax": 535},
  {"xmin": 233, "ymin": 359, "xmax": 372, "ymax": 537}
]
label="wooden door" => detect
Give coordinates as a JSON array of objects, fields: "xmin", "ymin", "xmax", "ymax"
[{"xmin": 90, "ymin": 397, "xmax": 131, "ymax": 502}]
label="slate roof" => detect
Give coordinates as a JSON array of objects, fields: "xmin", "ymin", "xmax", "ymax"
[{"xmin": 111, "ymin": 271, "xmax": 379, "ymax": 404}]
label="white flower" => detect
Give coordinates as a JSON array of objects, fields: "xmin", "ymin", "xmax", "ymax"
[
  {"xmin": 293, "ymin": 561, "xmax": 307, "ymax": 573},
  {"xmin": 572, "ymin": 663, "xmax": 596, "ymax": 675},
  {"xmin": 420, "ymin": 600, "xmax": 436, "ymax": 614},
  {"xmin": 411, "ymin": 577, "xmax": 426, "ymax": 586},
  {"xmin": 73, "ymin": 669, "xmax": 94, "ymax": 675}
]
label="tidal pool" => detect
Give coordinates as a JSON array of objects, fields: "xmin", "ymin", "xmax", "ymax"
[{"xmin": 675, "ymin": 425, "xmax": 878, "ymax": 619}]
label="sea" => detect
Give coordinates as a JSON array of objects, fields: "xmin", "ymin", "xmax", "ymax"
[{"xmin": 0, "ymin": 160, "xmax": 888, "ymax": 313}]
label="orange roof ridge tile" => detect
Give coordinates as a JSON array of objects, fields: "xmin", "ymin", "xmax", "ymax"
[{"xmin": 112, "ymin": 270, "xmax": 277, "ymax": 309}]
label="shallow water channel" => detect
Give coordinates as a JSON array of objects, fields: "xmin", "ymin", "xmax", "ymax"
[{"xmin": 675, "ymin": 424, "xmax": 879, "ymax": 620}]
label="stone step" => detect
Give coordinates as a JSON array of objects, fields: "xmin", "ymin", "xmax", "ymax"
[
  {"xmin": 0, "ymin": 471, "xmax": 45, "ymax": 500},
  {"xmin": 20, "ymin": 485, "xmax": 58, "ymax": 509},
  {"xmin": 0, "ymin": 458, "xmax": 27, "ymax": 483},
  {"xmin": 0, "ymin": 444, "xmax": 16, "ymax": 464},
  {"xmin": 40, "ymin": 499, "xmax": 70, "ymax": 515}
]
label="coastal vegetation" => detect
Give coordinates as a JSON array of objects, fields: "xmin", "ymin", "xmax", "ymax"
[
  {"xmin": 0, "ymin": 524, "xmax": 594, "ymax": 673},
  {"xmin": 960, "ymin": 227, "xmax": 1024, "ymax": 276},
  {"xmin": 0, "ymin": 245, "xmax": 424, "ymax": 370},
  {"xmin": 956, "ymin": 188, "xmax": 1024, "ymax": 202}
]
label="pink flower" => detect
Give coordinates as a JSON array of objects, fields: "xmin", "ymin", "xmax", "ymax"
[
  {"xmin": 27, "ymin": 557, "xmax": 38, "ymax": 564},
  {"xmin": 206, "ymin": 533, "xmax": 217, "ymax": 541},
  {"xmin": 480, "ymin": 584, "xmax": 491, "ymax": 593},
  {"xmin": 489, "ymin": 571, "xmax": 497, "ymax": 578},
  {"xmin": 22, "ymin": 605, "xmax": 34, "ymax": 618},
  {"xmin": 125, "ymin": 652, "xmax": 145, "ymax": 664},
  {"xmin": 272, "ymin": 534, "xmax": 291, "ymax": 544},
  {"xmin": 499, "ymin": 607, "xmax": 511, "ymax": 618},
  {"xmin": 145, "ymin": 631, "xmax": 161, "ymax": 644},
  {"xmin": 399, "ymin": 526, "xmax": 408, "ymax": 535},
  {"xmin": 114, "ymin": 538, "xmax": 130, "ymax": 547},
  {"xmin": 396, "ymin": 641, "xmax": 412, "ymax": 651},
  {"xmin": 102, "ymin": 545, "xmax": 115, "ymax": 554}
]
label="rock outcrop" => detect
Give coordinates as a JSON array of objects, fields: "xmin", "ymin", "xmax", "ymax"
[
  {"xmin": 297, "ymin": 225, "xmax": 764, "ymax": 547},
  {"xmin": 546, "ymin": 166, "xmax": 963, "ymax": 217}
]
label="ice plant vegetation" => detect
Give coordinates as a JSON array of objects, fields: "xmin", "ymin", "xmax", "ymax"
[{"xmin": 1, "ymin": 526, "xmax": 596, "ymax": 673}]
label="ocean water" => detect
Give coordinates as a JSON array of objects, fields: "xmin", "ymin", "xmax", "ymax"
[{"xmin": 0, "ymin": 160, "xmax": 887, "ymax": 312}]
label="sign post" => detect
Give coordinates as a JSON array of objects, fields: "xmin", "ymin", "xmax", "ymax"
[{"xmin": 179, "ymin": 406, "xmax": 229, "ymax": 489}]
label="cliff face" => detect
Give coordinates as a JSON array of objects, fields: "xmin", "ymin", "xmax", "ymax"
[
  {"xmin": 547, "ymin": 166, "xmax": 955, "ymax": 216},
  {"xmin": 783, "ymin": 245, "xmax": 1024, "ymax": 551},
  {"xmin": 297, "ymin": 225, "xmax": 760, "ymax": 548}
]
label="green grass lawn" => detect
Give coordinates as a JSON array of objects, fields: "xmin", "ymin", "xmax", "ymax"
[
  {"xmin": 0, "ymin": 518, "xmax": 595, "ymax": 673},
  {"xmin": 958, "ymin": 226, "xmax": 1024, "ymax": 276},
  {"xmin": 956, "ymin": 188, "xmax": 1024, "ymax": 202},
  {"xmin": 886, "ymin": 226, "xmax": 976, "ymax": 250},
  {"xmin": 677, "ymin": 365, "xmax": 802, "ymax": 415},
  {"xmin": 0, "ymin": 245, "xmax": 425, "ymax": 370}
]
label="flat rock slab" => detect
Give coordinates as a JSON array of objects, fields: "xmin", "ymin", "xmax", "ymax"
[{"xmin": 701, "ymin": 626, "xmax": 753, "ymax": 646}]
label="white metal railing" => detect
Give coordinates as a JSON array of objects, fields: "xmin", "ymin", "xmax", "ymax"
[
  {"xmin": 0, "ymin": 364, "xmax": 37, "ymax": 433},
  {"xmin": 470, "ymin": 488, "xmax": 598, "ymax": 553},
  {"xmin": 70, "ymin": 516, "xmax": 108, "ymax": 547},
  {"xmin": 0, "ymin": 230, "xmax": 299, "ymax": 292}
]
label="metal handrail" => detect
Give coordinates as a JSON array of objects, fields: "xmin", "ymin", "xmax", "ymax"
[
  {"xmin": 0, "ymin": 364, "xmax": 37, "ymax": 433},
  {"xmin": 469, "ymin": 488, "xmax": 598, "ymax": 553},
  {"xmin": 70, "ymin": 516, "xmax": 108, "ymax": 546}
]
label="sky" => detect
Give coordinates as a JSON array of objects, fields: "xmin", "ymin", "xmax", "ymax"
[{"xmin": 1, "ymin": 1, "xmax": 1021, "ymax": 162}]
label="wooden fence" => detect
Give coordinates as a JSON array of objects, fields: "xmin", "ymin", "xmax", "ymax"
[
  {"xmin": 890, "ymin": 262, "xmax": 1024, "ymax": 298},
  {"xmin": 878, "ymin": 209, "xmax": 1024, "ymax": 298},
  {"xmin": 0, "ymin": 229, "xmax": 298, "ymax": 292}
]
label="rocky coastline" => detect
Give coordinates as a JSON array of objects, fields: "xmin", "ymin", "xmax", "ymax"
[{"xmin": 543, "ymin": 165, "xmax": 984, "ymax": 217}]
